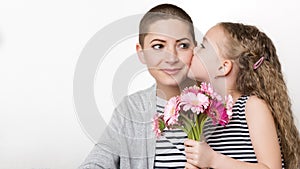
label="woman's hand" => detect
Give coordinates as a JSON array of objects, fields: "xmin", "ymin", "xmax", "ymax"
[{"xmin": 184, "ymin": 139, "xmax": 218, "ymax": 168}]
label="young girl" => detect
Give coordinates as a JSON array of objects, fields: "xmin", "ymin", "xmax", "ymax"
[
  {"xmin": 185, "ymin": 22, "xmax": 300, "ymax": 169},
  {"xmin": 79, "ymin": 4, "xmax": 197, "ymax": 169}
]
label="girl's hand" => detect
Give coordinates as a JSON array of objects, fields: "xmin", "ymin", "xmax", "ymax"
[
  {"xmin": 185, "ymin": 161, "xmax": 199, "ymax": 169},
  {"xmin": 184, "ymin": 139, "xmax": 218, "ymax": 168}
]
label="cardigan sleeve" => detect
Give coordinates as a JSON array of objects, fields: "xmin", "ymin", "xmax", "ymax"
[
  {"xmin": 78, "ymin": 85, "xmax": 157, "ymax": 169},
  {"xmin": 78, "ymin": 107, "xmax": 124, "ymax": 169}
]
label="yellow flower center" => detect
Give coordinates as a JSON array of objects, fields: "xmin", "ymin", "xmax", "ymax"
[
  {"xmin": 170, "ymin": 107, "xmax": 175, "ymax": 115},
  {"xmin": 192, "ymin": 100, "xmax": 199, "ymax": 106}
]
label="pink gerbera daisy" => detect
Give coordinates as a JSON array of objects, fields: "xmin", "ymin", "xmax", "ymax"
[
  {"xmin": 163, "ymin": 96, "xmax": 180, "ymax": 126},
  {"xmin": 181, "ymin": 91, "xmax": 209, "ymax": 114},
  {"xmin": 182, "ymin": 85, "xmax": 202, "ymax": 95},
  {"xmin": 200, "ymin": 82, "xmax": 214, "ymax": 96},
  {"xmin": 153, "ymin": 114, "xmax": 165, "ymax": 138},
  {"xmin": 208, "ymin": 99, "xmax": 229, "ymax": 126},
  {"xmin": 225, "ymin": 95, "xmax": 234, "ymax": 119}
]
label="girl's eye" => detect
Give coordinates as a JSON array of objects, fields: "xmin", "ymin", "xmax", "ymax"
[
  {"xmin": 200, "ymin": 43, "xmax": 205, "ymax": 49},
  {"xmin": 152, "ymin": 44, "xmax": 164, "ymax": 50},
  {"xmin": 178, "ymin": 43, "xmax": 190, "ymax": 49}
]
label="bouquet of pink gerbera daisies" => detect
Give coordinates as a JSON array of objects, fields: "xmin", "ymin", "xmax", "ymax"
[{"xmin": 153, "ymin": 82, "xmax": 233, "ymax": 141}]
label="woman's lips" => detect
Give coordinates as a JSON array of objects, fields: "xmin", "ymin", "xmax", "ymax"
[{"xmin": 162, "ymin": 68, "xmax": 182, "ymax": 75}]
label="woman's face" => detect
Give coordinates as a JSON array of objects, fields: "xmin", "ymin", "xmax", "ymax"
[
  {"xmin": 188, "ymin": 25, "xmax": 225, "ymax": 82},
  {"xmin": 137, "ymin": 19, "xmax": 195, "ymax": 88}
]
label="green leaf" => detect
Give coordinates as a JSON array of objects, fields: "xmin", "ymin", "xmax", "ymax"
[{"xmin": 158, "ymin": 119, "xmax": 165, "ymax": 131}]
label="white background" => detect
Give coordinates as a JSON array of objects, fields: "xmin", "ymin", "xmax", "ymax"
[{"xmin": 0, "ymin": 0, "xmax": 299, "ymax": 168}]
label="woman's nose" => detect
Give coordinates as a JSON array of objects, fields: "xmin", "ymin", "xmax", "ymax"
[{"xmin": 165, "ymin": 46, "xmax": 179, "ymax": 63}]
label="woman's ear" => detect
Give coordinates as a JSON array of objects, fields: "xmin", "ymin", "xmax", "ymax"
[
  {"xmin": 215, "ymin": 60, "xmax": 233, "ymax": 78},
  {"xmin": 136, "ymin": 43, "xmax": 146, "ymax": 64}
]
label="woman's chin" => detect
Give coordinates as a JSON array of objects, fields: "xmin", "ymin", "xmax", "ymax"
[{"xmin": 167, "ymin": 79, "xmax": 186, "ymax": 87}]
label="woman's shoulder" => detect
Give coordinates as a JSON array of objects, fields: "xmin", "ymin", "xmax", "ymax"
[
  {"xmin": 116, "ymin": 84, "xmax": 156, "ymax": 112},
  {"xmin": 127, "ymin": 84, "xmax": 156, "ymax": 101}
]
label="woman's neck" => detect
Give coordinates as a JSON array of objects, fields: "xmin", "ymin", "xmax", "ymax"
[{"xmin": 156, "ymin": 84, "xmax": 181, "ymax": 100}]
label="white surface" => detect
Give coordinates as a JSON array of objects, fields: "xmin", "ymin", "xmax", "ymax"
[{"xmin": 0, "ymin": 0, "xmax": 299, "ymax": 168}]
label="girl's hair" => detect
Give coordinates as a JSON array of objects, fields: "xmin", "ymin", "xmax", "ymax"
[
  {"xmin": 139, "ymin": 3, "xmax": 196, "ymax": 48},
  {"xmin": 218, "ymin": 22, "xmax": 300, "ymax": 169}
]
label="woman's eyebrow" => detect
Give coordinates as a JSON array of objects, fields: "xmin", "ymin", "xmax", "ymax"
[
  {"xmin": 176, "ymin": 38, "xmax": 191, "ymax": 42},
  {"xmin": 150, "ymin": 39, "xmax": 166, "ymax": 43},
  {"xmin": 150, "ymin": 38, "xmax": 191, "ymax": 44}
]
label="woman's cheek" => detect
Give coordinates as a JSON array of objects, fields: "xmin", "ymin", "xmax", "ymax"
[{"xmin": 179, "ymin": 51, "xmax": 194, "ymax": 67}]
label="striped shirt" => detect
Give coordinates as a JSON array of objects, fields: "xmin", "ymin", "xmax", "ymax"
[
  {"xmin": 203, "ymin": 95, "xmax": 285, "ymax": 168},
  {"xmin": 154, "ymin": 97, "xmax": 187, "ymax": 169}
]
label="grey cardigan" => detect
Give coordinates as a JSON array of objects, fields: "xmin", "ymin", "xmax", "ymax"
[{"xmin": 79, "ymin": 85, "xmax": 158, "ymax": 169}]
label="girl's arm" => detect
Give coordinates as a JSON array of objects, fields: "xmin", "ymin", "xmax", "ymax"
[{"xmin": 184, "ymin": 96, "xmax": 282, "ymax": 169}]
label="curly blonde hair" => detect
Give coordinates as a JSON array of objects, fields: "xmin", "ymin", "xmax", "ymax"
[{"xmin": 218, "ymin": 22, "xmax": 300, "ymax": 169}]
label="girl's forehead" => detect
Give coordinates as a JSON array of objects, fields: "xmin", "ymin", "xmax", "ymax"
[
  {"xmin": 205, "ymin": 26, "xmax": 226, "ymax": 46},
  {"xmin": 205, "ymin": 25, "xmax": 223, "ymax": 40},
  {"xmin": 200, "ymin": 26, "xmax": 228, "ymax": 58}
]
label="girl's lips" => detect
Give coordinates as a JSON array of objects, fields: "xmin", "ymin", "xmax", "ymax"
[{"xmin": 162, "ymin": 68, "xmax": 182, "ymax": 75}]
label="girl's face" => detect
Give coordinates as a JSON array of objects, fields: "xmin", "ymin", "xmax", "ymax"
[
  {"xmin": 137, "ymin": 19, "xmax": 195, "ymax": 88},
  {"xmin": 188, "ymin": 25, "xmax": 225, "ymax": 82}
]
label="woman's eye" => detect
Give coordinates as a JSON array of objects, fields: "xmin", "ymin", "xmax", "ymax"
[
  {"xmin": 178, "ymin": 43, "xmax": 190, "ymax": 49},
  {"xmin": 152, "ymin": 44, "xmax": 164, "ymax": 50},
  {"xmin": 200, "ymin": 43, "xmax": 205, "ymax": 49}
]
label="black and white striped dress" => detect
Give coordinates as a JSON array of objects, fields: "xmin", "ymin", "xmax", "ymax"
[
  {"xmin": 154, "ymin": 97, "xmax": 187, "ymax": 169},
  {"xmin": 203, "ymin": 95, "xmax": 285, "ymax": 168}
]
